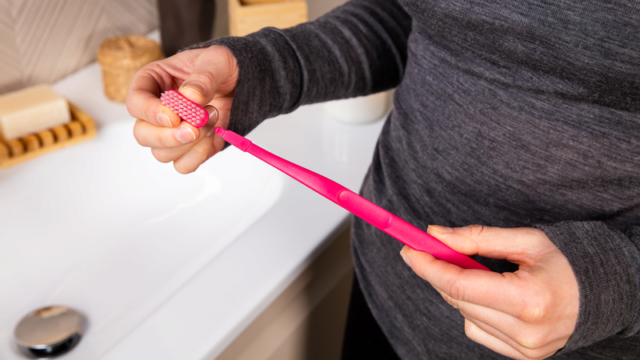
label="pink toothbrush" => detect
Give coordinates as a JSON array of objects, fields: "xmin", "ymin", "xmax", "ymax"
[
  {"xmin": 158, "ymin": 90, "xmax": 487, "ymax": 270},
  {"xmin": 160, "ymin": 90, "xmax": 209, "ymax": 128},
  {"xmin": 215, "ymin": 127, "xmax": 489, "ymax": 271}
]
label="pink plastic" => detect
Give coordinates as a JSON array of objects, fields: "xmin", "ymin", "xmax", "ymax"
[
  {"xmin": 215, "ymin": 127, "xmax": 489, "ymax": 271},
  {"xmin": 160, "ymin": 90, "xmax": 208, "ymax": 128}
]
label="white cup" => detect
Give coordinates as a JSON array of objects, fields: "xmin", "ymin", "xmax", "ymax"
[{"xmin": 323, "ymin": 90, "xmax": 392, "ymax": 124}]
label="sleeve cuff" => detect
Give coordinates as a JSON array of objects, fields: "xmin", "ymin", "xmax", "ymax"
[
  {"xmin": 535, "ymin": 221, "xmax": 640, "ymax": 352},
  {"xmin": 180, "ymin": 29, "xmax": 304, "ymax": 137}
]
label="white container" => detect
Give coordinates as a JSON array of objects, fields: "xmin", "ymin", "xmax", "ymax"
[{"xmin": 323, "ymin": 90, "xmax": 392, "ymax": 124}]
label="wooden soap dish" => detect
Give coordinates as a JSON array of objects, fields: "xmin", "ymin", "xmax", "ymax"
[{"xmin": 0, "ymin": 102, "xmax": 96, "ymax": 168}]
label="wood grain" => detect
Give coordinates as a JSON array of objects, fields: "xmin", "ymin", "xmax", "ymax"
[
  {"xmin": 23, "ymin": 134, "xmax": 39, "ymax": 152},
  {"xmin": 229, "ymin": 0, "xmax": 307, "ymax": 37},
  {"xmin": 37, "ymin": 130, "xmax": 55, "ymax": 147},
  {"xmin": 0, "ymin": 101, "xmax": 97, "ymax": 168}
]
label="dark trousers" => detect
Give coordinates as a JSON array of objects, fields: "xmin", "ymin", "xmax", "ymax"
[
  {"xmin": 341, "ymin": 275, "xmax": 402, "ymax": 360},
  {"xmin": 157, "ymin": 0, "xmax": 215, "ymax": 57}
]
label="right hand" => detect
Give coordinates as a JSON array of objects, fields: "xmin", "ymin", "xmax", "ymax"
[{"xmin": 126, "ymin": 45, "xmax": 239, "ymax": 174}]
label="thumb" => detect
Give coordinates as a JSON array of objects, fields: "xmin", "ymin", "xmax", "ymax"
[
  {"xmin": 427, "ymin": 225, "xmax": 545, "ymax": 265},
  {"xmin": 178, "ymin": 46, "xmax": 236, "ymax": 106}
]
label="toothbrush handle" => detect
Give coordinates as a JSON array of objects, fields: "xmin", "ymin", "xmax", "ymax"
[
  {"xmin": 336, "ymin": 191, "xmax": 489, "ymax": 271},
  {"xmin": 218, "ymin": 128, "xmax": 488, "ymax": 271}
]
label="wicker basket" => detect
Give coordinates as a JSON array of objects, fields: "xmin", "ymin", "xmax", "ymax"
[{"xmin": 97, "ymin": 36, "xmax": 163, "ymax": 103}]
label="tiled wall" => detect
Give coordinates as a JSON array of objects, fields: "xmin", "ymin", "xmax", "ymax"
[{"xmin": 0, "ymin": 0, "xmax": 158, "ymax": 95}]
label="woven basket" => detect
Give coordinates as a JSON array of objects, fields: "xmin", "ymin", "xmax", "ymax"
[{"xmin": 97, "ymin": 36, "xmax": 163, "ymax": 103}]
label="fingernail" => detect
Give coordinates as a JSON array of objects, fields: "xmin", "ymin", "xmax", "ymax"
[
  {"xmin": 207, "ymin": 106, "xmax": 219, "ymax": 122},
  {"xmin": 400, "ymin": 248, "xmax": 411, "ymax": 267},
  {"xmin": 429, "ymin": 225, "xmax": 454, "ymax": 234},
  {"xmin": 176, "ymin": 127, "xmax": 196, "ymax": 143},
  {"xmin": 204, "ymin": 106, "xmax": 219, "ymax": 134},
  {"xmin": 157, "ymin": 111, "xmax": 172, "ymax": 128},
  {"xmin": 180, "ymin": 83, "xmax": 206, "ymax": 99}
]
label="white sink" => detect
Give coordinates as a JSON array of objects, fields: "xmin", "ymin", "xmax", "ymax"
[{"xmin": 0, "ymin": 121, "xmax": 283, "ymax": 359}]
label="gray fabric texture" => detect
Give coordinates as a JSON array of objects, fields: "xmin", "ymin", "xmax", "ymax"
[{"xmin": 184, "ymin": 0, "xmax": 640, "ymax": 358}]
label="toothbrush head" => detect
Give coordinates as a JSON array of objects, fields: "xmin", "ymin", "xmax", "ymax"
[{"xmin": 160, "ymin": 89, "xmax": 208, "ymax": 128}]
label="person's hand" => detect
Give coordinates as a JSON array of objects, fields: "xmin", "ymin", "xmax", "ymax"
[
  {"xmin": 126, "ymin": 45, "xmax": 238, "ymax": 174},
  {"xmin": 399, "ymin": 225, "xmax": 579, "ymax": 360}
]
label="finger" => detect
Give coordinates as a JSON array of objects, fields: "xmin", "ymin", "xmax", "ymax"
[
  {"xmin": 134, "ymin": 106, "xmax": 218, "ymax": 149},
  {"xmin": 401, "ymin": 246, "xmax": 529, "ymax": 313},
  {"xmin": 464, "ymin": 320, "xmax": 529, "ymax": 360},
  {"xmin": 150, "ymin": 127, "xmax": 214, "ymax": 163},
  {"xmin": 434, "ymin": 282, "xmax": 572, "ymax": 337},
  {"xmin": 126, "ymin": 65, "xmax": 182, "ymax": 128},
  {"xmin": 134, "ymin": 119, "xmax": 199, "ymax": 148},
  {"xmin": 151, "ymin": 145, "xmax": 191, "ymax": 163},
  {"xmin": 464, "ymin": 316, "xmax": 565, "ymax": 359},
  {"xmin": 173, "ymin": 129, "xmax": 218, "ymax": 174},
  {"xmin": 178, "ymin": 46, "xmax": 238, "ymax": 106},
  {"xmin": 456, "ymin": 301, "xmax": 570, "ymax": 350},
  {"xmin": 427, "ymin": 225, "xmax": 550, "ymax": 265},
  {"xmin": 150, "ymin": 108, "xmax": 218, "ymax": 162}
]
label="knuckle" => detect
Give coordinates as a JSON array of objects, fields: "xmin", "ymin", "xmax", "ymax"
[
  {"xmin": 144, "ymin": 62, "xmax": 164, "ymax": 78},
  {"xmin": 520, "ymin": 306, "xmax": 545, "ymax": 323},
  {"xmin": 464, "ymin": 327, "xmax": 473, "ymax": 339},
  {"xmin": 151, "ymin": 148, "xmax": 173, "ymax": 163},
  {"xmin": 518, "ymin": 345, "xmax": 548, "ymax": 360},
  {"xmin": 467, "ymin": 224, "xmax": 486, "ymax": 237},
  {"xmin": 125, "ymin": 92, "xmax": 135, "ymax": 111},
  {"xmin": 519, "ymin": 297, "xmax": 550, "ymax": 323},
  {"xmin": 444, "ymin": 277, "xmax": 466, "ymax": 301},
  {"xmin": 132, "ymin": 124, "xmax": 145, "ymax": 145},
  {"xmin": 173, "ymin": 161, "xmax": 195, "ymax": 175},
  {"xmin": 190, "ymin": 143, "xmax": 210, "ymax": 159},
  {"xmin": 191, "ymin": 69, "xmax": 215, "ymax": 90},
  {"xmin": 159, "ymin": 134, "xmax": 177, "ymax": 148},
  {"xmin": 463, "ymin": 320, "xmax": 477, "ymax": 340},
  {"xmin": 441, "ymin": 292, "xmax": 459, "ymax": 308},
  {"xmin": 514, "ymin": 331, "xmax": 546, "ymax": 350}
]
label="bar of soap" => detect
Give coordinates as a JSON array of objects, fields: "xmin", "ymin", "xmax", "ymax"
[{"xmin": 0, "ymin": 85, "xmax": 71, "ymax": 140}]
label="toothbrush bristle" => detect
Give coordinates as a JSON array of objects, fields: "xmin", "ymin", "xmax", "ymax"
[{"xmin": 160, "ymin": 90, "xmax": 208, "ymax": 128}]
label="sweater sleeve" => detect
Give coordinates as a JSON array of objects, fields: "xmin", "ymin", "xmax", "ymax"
[
  {"xmin": 535, "ymin": 221, "xmax": 640, "ymax": 353},
  {"xmin": 181, "ymin": 0, "xmax": 412, "ymax": 137}
]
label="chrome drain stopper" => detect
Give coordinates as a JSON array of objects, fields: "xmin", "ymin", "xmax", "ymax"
[{"xmin": 14, "ymin": 306, "xmax": 83, "ymax": 358}]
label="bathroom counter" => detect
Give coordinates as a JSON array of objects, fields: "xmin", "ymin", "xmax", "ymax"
[{"xmin": 0, "ymin": 54, "xmax": 385, "ymax": 358}]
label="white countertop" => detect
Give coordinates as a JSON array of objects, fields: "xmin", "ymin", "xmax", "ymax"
[{"xmin": 0, "ymin": 52, "xmax": 385, "ymax": 358}]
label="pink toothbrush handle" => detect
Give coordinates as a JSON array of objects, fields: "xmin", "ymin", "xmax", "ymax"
[{"xmin": 216, "ymin": 128, "xmax": 489, "ymax": 271}]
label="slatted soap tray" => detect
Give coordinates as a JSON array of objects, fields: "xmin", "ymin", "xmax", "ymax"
[{"xmin": 0, "ymin": 102, "xmax": 96, "ymax": 168}]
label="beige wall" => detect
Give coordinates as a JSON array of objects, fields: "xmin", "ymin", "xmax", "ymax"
[
  {"xmin": 0, "ymin": 0, "xmax": 347, "ymax": 96},
  {"xmin": 307, "ymin": 0, "xmax": 347, "ymax": 21},
  {"xmin": 212, "ymin": 0, "xmax": 348, "ymax": 38},
  {"xmin": 0, "ymin": 0, "xmax": 158, "ymax": 95}
]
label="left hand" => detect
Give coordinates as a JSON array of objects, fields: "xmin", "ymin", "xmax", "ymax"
[
  {"xmin": 126, "ymin": 45, "xmax": 238, "ymax": 174},
  {"xmin": 400, "ymin": 225, "xmax": 579, "ymax": 360}
]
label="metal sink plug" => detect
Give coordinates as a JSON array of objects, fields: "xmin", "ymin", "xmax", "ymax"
[{"xmin": 14, "ymin": 306, "xmax": 84, "ymax": 358}]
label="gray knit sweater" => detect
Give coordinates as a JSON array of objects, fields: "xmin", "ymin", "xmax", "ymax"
[{"xmin": 187, "ymin": 0, "xmax": 640, "ymax": 358}]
